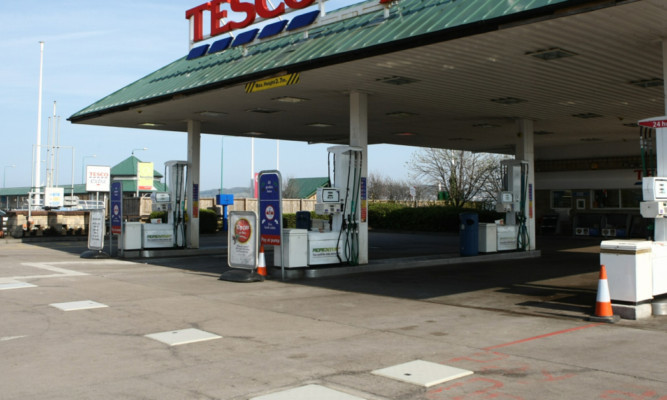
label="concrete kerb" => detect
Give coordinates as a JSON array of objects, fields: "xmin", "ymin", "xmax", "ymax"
[{"xmin": 268, "ymin": 250, "xmax": 541, "ymax": 279}]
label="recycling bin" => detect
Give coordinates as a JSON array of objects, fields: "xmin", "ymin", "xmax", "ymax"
[{"xmin": 459, "ymin": 212, "xmax": 479, "ymax": 256}]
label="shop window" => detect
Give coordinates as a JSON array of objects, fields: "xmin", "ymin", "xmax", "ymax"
[
  {"xmin": 593, "ymin": 189, "xmax": 620, "ymax": 209},
  {"xmin": 551, "ymin": 190, "xmax": 572, "ymax": 208},
  {"xmin": 620, "ymin": 189, "xmax": 642, "ymax": 208}
]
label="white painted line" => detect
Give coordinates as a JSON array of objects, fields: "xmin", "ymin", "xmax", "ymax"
[
  {"xmin": 0, "ymin": 281, "xmax": 37, "ymax": 290},
  {"xmin": 1, "ymin": 336, "xmax": 27, "ymax": 342},
  {"xmin": 372, "ymin": 359, "xmax": 473, "ymax": 387},
  {"xmin": 145, "ymin": 328, "xmax": 222, "ymax": 346},
  {"xmin": 250, "ymin": 384, "xmax": 366, "ymax": 400},
  {"xmin": 0, "ymin": 259, "xmax": 130, "ymax": 284},
  {"xmin": 50, "ymin": 300, "xmax": 109, "ymax": 311}
]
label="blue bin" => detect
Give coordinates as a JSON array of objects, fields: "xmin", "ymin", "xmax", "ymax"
[{"xmin": 459, "ymin": 212, "xmax": 479, "ymax": 256}]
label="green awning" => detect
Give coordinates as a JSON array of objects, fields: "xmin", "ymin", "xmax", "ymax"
[{"xmin": 70, "ymin": 0, "xmax": 573, "ymax": 122}]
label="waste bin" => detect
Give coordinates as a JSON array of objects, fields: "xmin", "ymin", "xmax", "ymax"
[
  {"xmin": 459, "ymin": 212, "xmax": 479, "ymax": 256},
  {"xmin": 296, "ymin": 211, "xmax": 311, "ymax": 230}
]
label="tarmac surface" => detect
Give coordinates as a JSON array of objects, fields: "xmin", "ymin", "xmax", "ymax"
[{"xmin": 1, "ymin": 231, "xmax": 666, "ymax": 399}]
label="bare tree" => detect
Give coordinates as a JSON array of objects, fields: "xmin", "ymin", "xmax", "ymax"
[
  {"xmin": 282, "ymin": 175, "xmax": 300, "ymax": 198},
  {"xmin": 408, "ymin": 148, "xmax": 508, "ymax": 207}
]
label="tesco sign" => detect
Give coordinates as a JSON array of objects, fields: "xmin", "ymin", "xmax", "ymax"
[
  {"xmin": 187, "ymin": 0, "xmax": 394, "ymax": 43},
  {"xmin": 187, "ymin": 0, "xmax": 317, "ymax": 43}
]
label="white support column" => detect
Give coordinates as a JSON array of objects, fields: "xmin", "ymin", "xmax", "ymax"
[
  {"xmin": 655, "ymin": 39, "xmax": 667, "ymax": 241},
  {"xmin": 187, "ymin": 120, "xmax": 201, "ymax": 249},
  {"xmin": 516, "ymin": 119, "xmax": 536, "ymax": 250},
  {"xmin": 350, "ymin": 91, "xmax": 369, "ymax": 264}
]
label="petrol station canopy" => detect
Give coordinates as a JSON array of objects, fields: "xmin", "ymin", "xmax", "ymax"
[{"xmin": 69, "ymin": 0, "xmax": 667, "ymax": 160}]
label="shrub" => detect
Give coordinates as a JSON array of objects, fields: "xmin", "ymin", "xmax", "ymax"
[{"xmin": 199, "ymin": 209, "xmax": 218, "ymax": 233}]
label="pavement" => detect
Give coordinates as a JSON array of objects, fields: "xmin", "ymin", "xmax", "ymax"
[{"xmin": 1, "ymin": 232, "xmax": 666, "ymax": 399}]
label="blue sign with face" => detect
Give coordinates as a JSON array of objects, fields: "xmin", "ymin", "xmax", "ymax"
[
  {"xmin": 110, "ymin": 181, "xmax": 122, "ymax": 235},
  {"xmin": 259, "ymin": 172, "xmax": 282, "ymax": 245}
]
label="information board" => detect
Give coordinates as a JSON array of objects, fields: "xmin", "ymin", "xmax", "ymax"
[
  {"xmin": 258, "ymin": 171, "xmax": 282, "ymax": 246},
  {"xmin": 88, "ymin": 209, "xmax": 105, "ymax": 251},
  {"xmin": 228, "ymin": 211, "xmax": 258, "ymax": 269}
]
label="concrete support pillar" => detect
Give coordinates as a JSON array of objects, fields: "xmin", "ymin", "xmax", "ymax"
[
  {"xmin": 187, "ymin": 120, "xmax": 201, "ymax": 249},
  {"xmin": 350, "ymin": 91, "xmax": 369, "ymax": 264},
  {"xmin": 516, "ymin": 119, "xmax": 536, "ymax": 250},
  {"xmin": 654, "ymin": 39, "xmax": 667, "ymax": 241}
]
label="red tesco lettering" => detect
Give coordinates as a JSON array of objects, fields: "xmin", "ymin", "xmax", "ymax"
[{"xmin": 186, "ymin": 0, "xmax": 316, "ymax": 43}]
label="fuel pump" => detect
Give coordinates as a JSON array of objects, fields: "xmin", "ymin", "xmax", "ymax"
[
  {"xmin": 142, "ymin": 161, "xmax": 187, "ymax": 249},
  {"xmin": 308, "ymin": 146, "xmax": 363, "ymax": 265},
  {"xmin": 496, "ymin": 160, "xmax": 530, "ymax": 251},
  {"xmin": 165, "ymin": 160, "xmax": 188, "ymax": 248}
]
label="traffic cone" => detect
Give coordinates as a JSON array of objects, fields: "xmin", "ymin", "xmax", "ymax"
[
  {"xmin": 257, "ymin": 245, "xmax": 267, "ymax": 277},
  {"xmin": 589, "ymin": 265, "xmax": 620, "ymax": 323}
]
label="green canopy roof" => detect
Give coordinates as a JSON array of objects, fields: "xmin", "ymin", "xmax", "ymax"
[{"xmin": 70, "ymin": 0, "xmax": 572, "ymax": 121}]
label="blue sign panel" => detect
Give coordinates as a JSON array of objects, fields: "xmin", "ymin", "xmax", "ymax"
[
  {"xmin": 258, "ymin": 172, "xmax": 282, "ymax": 246},
  {"xmin": 110, "ymin": 181, "xmax": 122, "ymax": 235}
]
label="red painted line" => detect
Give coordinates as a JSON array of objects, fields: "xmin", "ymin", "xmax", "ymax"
[{"xmin": 484, "ymin": 323, "xmax": 602, "ymax": 351}]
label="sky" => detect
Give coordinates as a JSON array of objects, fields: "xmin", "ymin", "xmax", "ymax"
[{"xmin": 0, "ymin": 0, "xmax": 417, "ymax": 192}]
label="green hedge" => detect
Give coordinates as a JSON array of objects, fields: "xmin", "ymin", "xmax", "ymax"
[
  {"xmin": 148, "ymin": 209, "xmax": 218, "ymax": 234},
  {"xmin": 367, "ymin": 203, "xmax": 503, "ymax": 232},
  {"xmin": 281, "ymin": 204, "xmax": 502, "ymax": 232}
]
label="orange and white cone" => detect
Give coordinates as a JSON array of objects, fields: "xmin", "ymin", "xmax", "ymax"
[
  {"xmin": 589, "ymin": 265, "xmax": 619, "ymax": 323},
  {"xmin": 257, "ymin": 245, "xmax": 267, "ymax": 277}
]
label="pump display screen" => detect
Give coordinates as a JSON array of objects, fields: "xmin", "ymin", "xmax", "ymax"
[{"xmin": 320, "ymin": 188, "xmax": 340, "ymax": 203}]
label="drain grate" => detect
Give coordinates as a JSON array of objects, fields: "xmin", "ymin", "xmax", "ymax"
[
  {"xmin": 145, "ymin": 328, "xmax": 221, "ymax": 346},
  {"xmin": 50, "ymin": 300, "xmax": 109, "ymax": 311},
  {"xmin": 250, "ymin": 384, "xmax": 366, "ymax": 400},
  {"xmin": 372, "ymin": 359, "xmax": 473, "ymax": 387}
]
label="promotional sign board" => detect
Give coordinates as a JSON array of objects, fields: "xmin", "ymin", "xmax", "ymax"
[
  {"xmin": 85, "ymin": 165, "xmax": 111, "ymax": 192},
  {"xmin": 137, "ymin": 162, "xmax": 154, "ymax": 191},
  {"xmin": 45, "ymin": 187, "xmax": 64, "ymax": 208},
  {"xmin": 258, "ymin": 171, "xmax": 282, "ymax": 246},
  {"xmin": 88, "ymin": 209, "xmax": 105, "ymax": 251},
  {"xmin": 228, "ymin": 211, "xmax": 258, "ymax": 269},
  {"xmin": 110, "ymin": 181, "xmax": 122, "ymax": 235}
]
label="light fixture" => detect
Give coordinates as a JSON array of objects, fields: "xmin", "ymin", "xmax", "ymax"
[
  {"xmin": 394, "ymin": 132, "xmax": 416, "ymax": 136},
  {"xmin": 629, "ymin": 78, "xmax": 664, "ymax": 88},
  {"xmin": 491, "ymin": 97, "xmax": 526, "ymax": 105},
  {"xmin": 243, "ymin": 131, "xmax": 265, "ymax": 136},
  {"xmin": 246, "ymin": 108, "xmax": 281, "ymax": 114},
  {"xmin": 307, "ymin": 123, "xmax": 334, "ymax": 128},
  {"xmin": 527, "ymin": 47, "xmax": 577, "ymax": 61},
  {"xmin": 572, "ymin": 113, "xmax": 603, "ymax": 119},
  {"xmin": 273, "ymin": 96, "xmax": 309, "ymax": 103},
  {"xmin": 138, "ymin": 122, "xmax": 165, "ymax": 127},
  {"xmin": 196, "ymin": 111, "xmax": 227, "ymax": 117},
  {"xmin": 376, "ymin": 75, "xmax": 420, "ymax": 85},
  {"xmin": 386, "ymin": 111, "xmax": 418, "ymax": 118}
]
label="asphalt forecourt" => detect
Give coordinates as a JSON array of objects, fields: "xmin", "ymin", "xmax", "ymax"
[{"xmin": 1, "ymin": 238, "xmax": 666, "ymax": 399}]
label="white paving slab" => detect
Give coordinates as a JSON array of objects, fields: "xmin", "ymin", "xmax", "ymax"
[
  {"xmin": 0, "ymin": 281, "xmax": 37, "ymax": 290},
  {"xmin": 144, "ymin": 328, "xmax": 221, "ymax": 346},
  {"xmin": 371, "ymin": 359, "xmax": 473, "ymax": 387},
  {"xmin": 50, "ymin": 300, "xmax": 109, "ymax": 311},
  {"xmin": 250, "ymin": 384, "xmax": 366, "ymax": 400}
]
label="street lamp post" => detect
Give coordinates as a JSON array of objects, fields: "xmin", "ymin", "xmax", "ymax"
[
  {"xmin": 3, "ymin": 164, "xmax": 16, "ymax": 188},
  {"xmin": 132, "ymin": 147, "xmax": 148, "ymax": 156},
  {"xmin": 81, "ymin": 155, "xmax": 97, "ymax": 184}
]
